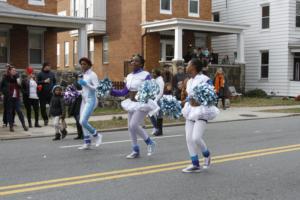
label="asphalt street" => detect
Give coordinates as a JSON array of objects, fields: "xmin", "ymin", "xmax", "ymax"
[{"xmin": 0, "ymin": 116, "xmax": 300, "ymax": 200}]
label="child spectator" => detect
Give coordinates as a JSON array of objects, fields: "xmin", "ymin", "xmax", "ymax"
[{"xmin": 50, "ymin": 85, "xmax": 67, "ymax": 141}]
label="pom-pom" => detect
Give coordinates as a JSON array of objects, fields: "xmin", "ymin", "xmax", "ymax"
[
  {"xmin": 63, "ymin": 85, "xmax": 80, "ymax": 104},
  {"xmin": 97, "ymin": 77, "xmax": 113, "ymax": 98},
  {"xmin": 159, "ymin": 95, "xmax": 182, "ymax": 119},
  {"xmin": 191, "ymin": 83, "xmax": 218, "ymax": 106},
  {"xmin": 135, "ymin": 80, "xmax": 160, "ymax": 103}
]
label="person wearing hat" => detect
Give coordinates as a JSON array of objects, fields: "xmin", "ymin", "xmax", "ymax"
[
  {"xmin": 21, "ymin": 67, "xmax": 41, "ymax": 128},
  {"xmin": 49, "ymin": 85, "xmax": 67, "ymax": 140},
  {"xmin": 37, "ymin": 62, "xmax": 56, "ymax": 126}
]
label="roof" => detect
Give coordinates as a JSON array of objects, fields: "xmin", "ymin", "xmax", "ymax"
[
  {"xmin": 0, "ymin": 2, "xmax": 91, "ymax": 29},
  {"xmin": 142, "ymin": 18, "xmax": 249, "ymax": 34}
]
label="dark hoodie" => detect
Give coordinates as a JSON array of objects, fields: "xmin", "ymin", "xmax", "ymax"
[
  {"xmin": 37, "ymin": 68, "xmax": 56, "ymax": 98},
  {"xmin": 49, "ymin": 92, "xmax": 65, "ymax": 118}
]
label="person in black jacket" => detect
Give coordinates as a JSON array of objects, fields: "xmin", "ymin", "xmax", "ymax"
[
  {"xmin": 37, "ymin": 62, "xmax": 56, "ymax": 126},
  {"xmin": 21, "ymin": 67, "xmax": 41, "ymax": 128},
  {"xmin": 68, "ymin": 76, "xmax": 83, "ymax": 140},
  {"xmin": 49, "ymin": 85, "xmax": 67, "ymax": 141},
  {"xmin": 2, "ymin": 65, "xmax": 28, "ymax": 132}
]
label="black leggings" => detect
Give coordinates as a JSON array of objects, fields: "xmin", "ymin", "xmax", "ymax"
[{"xmin": 24, "ymin": 98, "xmax": 39, "ymax": 125}]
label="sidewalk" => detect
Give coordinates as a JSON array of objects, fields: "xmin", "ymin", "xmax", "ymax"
[{"xmin": 1, "ymin": 105, "xmax": 299, "ymax": 140}]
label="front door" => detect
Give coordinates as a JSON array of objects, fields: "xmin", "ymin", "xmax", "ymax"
[
  {"xmin": 160, "ymin": 40, "xmax": 174, "ymax": 61},
  {"xmin": 294, "ymin": 57, "xmax": 300, "ymax": 81}
]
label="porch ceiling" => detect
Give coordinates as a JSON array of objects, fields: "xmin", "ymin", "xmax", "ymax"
[
  {"xmin": 0, "ymin": 2, "xmax": 92, "ymax": 30},
  {"xmin": 142, "ymin": 18, "xmax": 249, "ymax": 34}
]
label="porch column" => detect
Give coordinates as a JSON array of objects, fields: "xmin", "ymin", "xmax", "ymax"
[
  {"xmin": 174, "ymin": 26, "xmax": 183, "ymax": 60},
  {"xmin": 78, "ymin": 25, "xmax": 88, "ymax": 59},
  {"xmin": 237, "ymin": 31, "xmax": 245, "ymax": 64}
]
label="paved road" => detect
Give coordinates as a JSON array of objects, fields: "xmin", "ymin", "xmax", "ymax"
[{"xmin": 0, "ymin": 116, "xmax": 300, "ymax": 200}]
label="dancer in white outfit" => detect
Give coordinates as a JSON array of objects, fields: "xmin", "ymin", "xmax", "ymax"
[
  {"xmin": 111, "ymin": 54, "xmax": 157, "ymax": 158},
  {"xmin": 77, "ymin": 57, "xmax": 102, "ymax": 150},
  {"xmin": 182, "ymin": 58, "xmax": 217, "ymax": 173}
]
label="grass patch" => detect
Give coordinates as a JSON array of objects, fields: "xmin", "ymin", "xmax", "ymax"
[
  {"xmin": 259, "ymin": 108, "xmax": 300, "ymax": 113},
  {"xmin": 92, "ymin": 107, "xmax": 126, "ymax": 116},
  {"xmin": 84, "ymin": 117, "xmax": 185, "ymax": 130},
  {"xmin": 230, "ymin": 97, "xmax": 300, "ymax": 107}
]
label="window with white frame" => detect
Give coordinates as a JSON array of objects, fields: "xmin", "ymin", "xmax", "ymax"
[
  {"xmin": 296, "ymin": 1, "xmax": 300, "ymax": 27},
  {"xmin": 189, "ymin": 0, "xmax": 199, "ymax": 17},
  {"xmin": 73, "ymin": 0, "xmax": 78, "ymax": 17},
  {"xmin": 88, "ymin": 38, "xmax": 94, "ymax": 64},
  {"xmin": 64, "ymin": 42, "xmax": 70, "ymax": 67},
  {"xmin": 73, "ymin": 40, "xmax": 78, "ymax": 67},
  {"xmin": 57, "ymin": 44, "xmax": 60, "ymax": 67},
  {"xmin": 28, "ymin": 0, "xmax": 45, "ymax": 6},
  {"xmin": 261, "ymin": 51, "xmax": 269, "ymax": 79},
  {"xmin": 84, "ymin": 0, "xmax": 91, "ymax": 18},
  {"xmin": 0, "ymin": 31, "xmax": 8, "ymax": 64},
  {"xmin": 160, "ymin": 0, "xmax": 172, "ymax": 14},
  {"xmin": 261, "ymin": 5, "xmax": 270, "ymax": 29},
  {"xmin": 102, "ymin": 36, "xmax": 109, "ymax": 64},
  {"xmin": 294, "ymin": 53, "xmax": 300, "ymax": 81},
  {"xmin": 29, "ymin": 33, "xmax": 43, "ymax": 65}
]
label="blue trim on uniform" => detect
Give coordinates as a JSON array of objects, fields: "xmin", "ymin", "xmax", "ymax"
[
  {"xmin": 145, "ymin": 137, "xmax": 153, "ymax": 145},
  {"xmin": 133, "ymin": 145, "xmax": 140, "ymax": 153},
  {"xmin": 191, "ymin": 155, "xmax": 200, "ymax": 167},
  {"xmin": 202, "ymin": 150, "xmax": 210, "ymax": 158},
  {"xmin": 80, "ymin": 97, "xmax": 97, "ymax": 135}
]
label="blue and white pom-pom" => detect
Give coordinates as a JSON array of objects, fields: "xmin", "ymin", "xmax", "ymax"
[
  {"xmin": 64, "ymin": 85, "xmax": 80, "ymax": 104},
  {"xmin": 159, "ymin": 95, "xmax": 182, "ymax": 119},
  {"xmin": 97, "ymin": 77, "xmax": 113, "ymax": 98},
  {"xmin": 135, "ymin": 80, "xmax": 160, "ymax": 103},
  {"xmin": 191, "ymin": 83, "xmax": 218, "ymax": 106}
]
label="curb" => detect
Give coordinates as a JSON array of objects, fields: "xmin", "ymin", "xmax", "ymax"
[{"xmin": 1, "ymin": 114, "xmax": 299, "ymax": 141}]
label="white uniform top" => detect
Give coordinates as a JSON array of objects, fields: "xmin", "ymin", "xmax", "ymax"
[
  {"xmin": 81, "ymin": 69, "xmax": 98, "ymax": 99},
  {"xmin": 125, "ymin": 71, "xmax": 150, "ymax": 91},
  {"xmin": 154, "ymin": 76, "xmax": 165, "ymax": 102},
  {"xmin": 186, "ymin": 74, "xmax": 210, "ymax": 96},
  {"xmin": 29, "ymin": 78, "xmax": 38, "ymax": 99}
]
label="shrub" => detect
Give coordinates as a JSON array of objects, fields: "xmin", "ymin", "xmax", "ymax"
[
  {"xmin": 295, "ymin": 95, "xmax": 300, "ymax": 101},
  {"xmin": 245, "ymin": 88, "xmax": 268, "ymax": 98}
]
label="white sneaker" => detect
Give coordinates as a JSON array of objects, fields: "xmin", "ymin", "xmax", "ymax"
[
  {"xmin": 126, "ymin": 152, "xmax": 140, "ymax": 159},
  {"xmin": 147, "ymin": 141, "xmax": 156, "ymax": 156},
  {"xmin": 78, "ymin": 143, "xmax": 91, "ymax": 150},
  {"xmin": 95, "ymin": 134, "xmax": 103, "ymax": 147},
  {"xmin": 182, "ymin": 165, "xmax": 201, "ymax": 173},
  {"xmin": 203, "ymin": 156, "xmax": 211, "ymax": 169}
]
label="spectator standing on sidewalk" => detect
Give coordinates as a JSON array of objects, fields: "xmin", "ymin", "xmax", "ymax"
[
  {"xmin": 50, "ymin": 85, "xmax": 67, "ymax": 141},
  {"xmin": 173, "ymin": 66, "xmax": 186, "ymax": 100},
  {"xmin": 21, "ymin": 67, "xmax": 41, "ymax": 128},
  {"xmin": 214, "ymin": 67, "xmax": 227, "ymax": 110},
  {"xmin": 37, "ymin": 62, "xmax": 56, "ymax": 126},
  {"xmin": 1, "ymin": 65, "xmax": 28, "ymax": 132},
  {"xmin": 68, "ymin": 74, "xmax": 83, "ymax": 140}
]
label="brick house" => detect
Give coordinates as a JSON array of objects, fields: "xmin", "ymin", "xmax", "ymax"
[
  {"xmin": 58, "ymin": 0, "xmax": 247, "ymax": 81},
  {"xmin": 0, "ymin": 0, "xmax": 91, "ymax": 70}
]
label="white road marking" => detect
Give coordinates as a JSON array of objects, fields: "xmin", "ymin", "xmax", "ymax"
[{"xmin": 59, "ymin": 134, "xmax": 184, "ymax": 149}]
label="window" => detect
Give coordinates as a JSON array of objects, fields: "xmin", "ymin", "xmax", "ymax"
[
  {"xmin": 29, "ymin": 33, "xmax": 43, "ymax": 65},
  {"xmin": 189, "ymin": 0, "xmax": 199, "ymax": 17},
  {"xmin": 160, "ymin": 0, "xmax": 172, "ymax": 14},
  {"xmin": 85, "ymin": 0, "xmax": 89, "ymax": 18},
  {"xmin": 165, "ymin": 44, "xmax": 174, "ymax": 61},
  {"xmin": 28, "ymin": 0, "xmax": 45, "ymax": 6},
  {"xmin": 102, "ymin": 36, "xmax": 109, "ymax": 64},
  {"xmin": 73, "ymin": 40, "xmax": 78, "ymax": 67},
  {"xmin": 73, "ymin": 0, "xmax": 78, "ymax": 17},
  {"xmin": 213, "ymin": 12, "xmax": 220, "ymax": 22},
  {"xmin": 261, "ymin": 51, "xmax": 269, "ymax": 79},
  {"xmin": 57, "ymin": 44, "xmax": 60, "ymax": 67},
  {"xmin": 64, "ymin": 42, "xmax": 69, "ymax": 67},
  {"xmin": 0, "ymin": 31, "xmax": 8, "ymax": 64},
  {"xmin": 88, "ymin": 38, "xmax": 94, "ymax": 64},
  {"xmin": 296, "ymin": 2, "xmax": 300, "ymax": 27},
  {"xmin": 294, "ymin": 53, "xmax": 300, "ymax": 81},
  {"xmin": 262, "ymin": 5, "xmax": 270, "ymax": 29}
]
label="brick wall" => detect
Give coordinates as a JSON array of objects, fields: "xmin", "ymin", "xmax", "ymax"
[
  {"xmin": 146, "ymin": 0, "xmax": 212, "ymax": 21},
  {"xmin": 7, "ymin": 0, "xmax": 57, "ymax": 14},
  {"xmin": 10, "ymin": 25, "xmax": 28, "ymax": 69},
  {"xmin": 144, "ymin": 33, "xmax": 160, "ymax": 71},
  {"xmin": 44, "ymin": 30, "xmax": 57, "ymax": 68}
]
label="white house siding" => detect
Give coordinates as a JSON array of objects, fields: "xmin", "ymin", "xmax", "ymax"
[{"xmin": 212, "ymin": 0, "xmax": 300, "ymax": 96}]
